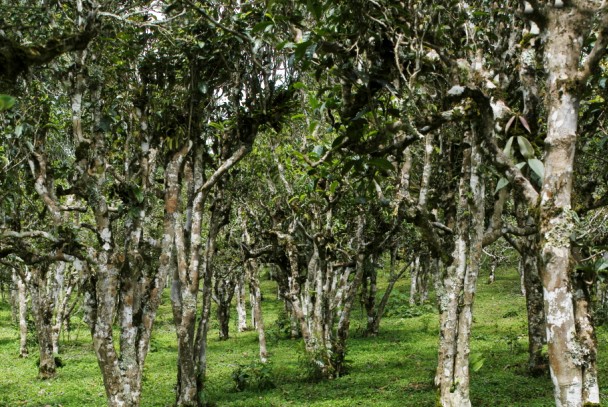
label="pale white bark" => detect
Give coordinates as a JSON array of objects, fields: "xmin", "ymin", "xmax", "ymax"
[
  {"xmin": 539, "ymin": 4, "xmax": 603, "ymax": 405},
  {"xmin": 438, "ymin": 127, "xmax": 485, "ymax": 407},
  {"xmin": 409, "ymin": 257, "xmax": 419, "ymax": 306},
  {"xmin": 13, "ymin": 270, "xmax": 28, "ymax": 358},
  {"xmin": 235, "ymin": 274, "xmax": 248, "ymax": 332}
]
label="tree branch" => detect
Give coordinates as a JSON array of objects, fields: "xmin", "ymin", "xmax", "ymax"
[{"xmin": 577, "ymin": 11, "xmax": 608, "ymax": 84}]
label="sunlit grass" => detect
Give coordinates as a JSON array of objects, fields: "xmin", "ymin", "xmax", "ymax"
[{"xmin": 1, "ymin": 267, "xmax": 607, "ymax": 406}]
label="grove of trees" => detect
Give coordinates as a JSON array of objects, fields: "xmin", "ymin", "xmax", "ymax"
[{"xmin": 1, "ymin": 1, "xmax": 608, "ymax": 406}]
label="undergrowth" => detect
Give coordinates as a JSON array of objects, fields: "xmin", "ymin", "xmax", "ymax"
[{"xmin": 1, "ymin": 268, "xmax": 606, "ymax": 406}]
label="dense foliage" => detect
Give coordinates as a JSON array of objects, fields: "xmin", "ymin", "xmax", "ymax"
[{"xmin": 1, "ymin": 1, "xmax": 608, "ymax": 406}]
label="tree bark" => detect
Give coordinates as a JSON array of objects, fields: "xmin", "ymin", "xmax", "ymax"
[
  {"xmin": 12, "ymin": 270, "xmax": 29, "ymax": 358},
  {"xmin": 366, "ymin": 248, "xmax": 409, "ymax": 336},
  {"xmin": 437, "ymin": 128, "xmax": 485, "ymax": 407},
  {"xmin": 249, "ymin": 267, "xmax": 268, "ymax": 362},
  {"xmin": 513, "ymin": 200, "xmax": 547, "ymax": 376},
  {"xmin": 235, "ymin": 273, "xmax": 248, "ymax": 332},
  {"xmin": 214, "ymin": 272, "xmax": 236, "ymax": 341},
  {"xmin": 539, "ymin": 4, "xmax": 601, "ymax": 405},
  {"xmin": 25, "ymin": 265, "xmax": 56, "ymax": 379}
]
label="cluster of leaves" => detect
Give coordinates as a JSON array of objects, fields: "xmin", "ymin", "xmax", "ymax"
[
  {"xmin": 384, "ymin": 290, "xmax": 434, "ymax": 318},
  {"xmin": 231, "ymin": 361, "xmax": 275, "ymax": 392}
]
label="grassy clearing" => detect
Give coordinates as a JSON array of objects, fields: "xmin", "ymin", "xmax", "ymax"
[{"xmin": 1, "ymin": 267, "xmax": 607, "ymax": 406}]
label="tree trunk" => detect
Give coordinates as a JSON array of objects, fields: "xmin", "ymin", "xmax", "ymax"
[
  {"xmin": 437, "ymin": 129, "xmax": 485, "ymax": 407},
  {"xmin": 363, "ymin": 257, "xmax": 378, "ymax": 334},
  {"xmin": 418, "ymin": 255, "xmax": 430, "ymax": 303},
  {"xmin": 539, "ymin": 5, "xmax": 600, "ymax": 405},
  {"xmin": 171, "ymin": 149, "xmax": 205, "ymax": 407},
  {"xmin": 573, "ymin": 271, "xmax": 599, "ymax": 403},
  {"xmin": 239, "ymin": 214, "xmax": 268, "ymax": 361},
  {"xmin": 409, "ymin": 256, "xmax": 419, "ymax": 306},
  {"xmin": 245, "ymin": 260, "xmax": 268, "ymax": 361},
  {"xmin": 13, "ymin": 270, "xmax": 29, "ymax": 358},
  {"xmin": 235, "ymin": 274, "xmax": 248, "ymax": 332},
  {"xmin": 522, "ymin": 240, "xmax": 547, "ymax": 375},
  {"xmin": 334, "ymin": 212, "xmax": 367, "ymax": 377},
  {"xmin": 514, "ymin": 201, "xmax": 547, "ymax": 376},
  {"xmin": 27, "ymin": 265, "xmax": 57, "ymax": 379},
  {"xmin": 366, "ymin": 248, "xmax": 409, "ymax": 336},
  {"xmin": 214, "ymin": 273, "xmax": 236, "ymax": 341}
]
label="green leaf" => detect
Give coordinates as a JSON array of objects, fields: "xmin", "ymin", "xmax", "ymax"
[
  {"xmin": 252, "ymin": 21, "xmax": 274, "ymax": 34},
  {"xmin": 0, "ymin": 94, "xmax": 16, "ymax": 111},
  {"xmin": 515, "ymin": 162, "xmax": 526, "ymax": 170},
  {"xmin": 471, "ymin": 353, "xmax": 486, "ymax": 372},
  {"xmin": 368, "ymin": 158, "xmax": 394, "ymax": 172},
  {"xmin": 332, "ymin": 135, "xmax": 346, "ymax": 148},
  {"xmin": 527, "ymin": 158, "xmax": 544, "ymax": 179},
  {"xmin": 495, "ymin": 177, "xmax": 509, "ymax": 194},
  {"xmin": 14, "ymin": 124, "xmax": 23, "ymax": 137},
  {"xmin": 329, "ymin": 180, "xmax": 339, "ymax": 194},
  {"xmin": 596, "ymin": 258, "xmax": 608, "ymax": 272},
  {"xmin": 277, "ymin": 41, "xmax": 296, "ymax": 50},
  {"xmin": 208, "ymin": 122, "xmax": 224, "ymax": 131},
  {"xmin": 517, "ymin": 136, "xmax": 535, "ymax": 159},
  {"xmin": 503, "ymin": 136, "xmax": 514, "ymax": 158},
  {"xmin": 294, "ymin": 41, "xmax": 317, "ymax": 61},
  {"xmin": 295, "ymin": 40, "xmax": 312, "ymax": 60},
  {"xmin": 133, "ymin": 186, "xmax": 144, "ymax": 203},
  {"xmin": 306, "ymin": 0, "xmax": 323, "ymax": 20},
  {"xmin": 291, "ymin": 82, "xmax": 306, "ymax": 90}
]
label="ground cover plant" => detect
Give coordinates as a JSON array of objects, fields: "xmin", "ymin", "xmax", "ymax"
[{"xmin": 2, "ymin": 267, "xmax": 606, "ymax": 406}]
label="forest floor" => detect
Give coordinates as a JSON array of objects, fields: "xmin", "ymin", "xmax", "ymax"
[{"xmin": 1, "ymin": 266, "xmax": 608, "ymax": 407}]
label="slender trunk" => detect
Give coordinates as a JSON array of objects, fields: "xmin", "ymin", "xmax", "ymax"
[
  {"xmin": 409, "ymin": 257, "xmax": 419, "ymax": 306},
  {"xmin": 217, "ymin": 299, "xmax": 230, "ymax": 341},
  {"xmin": 214, "ymin": 274, "xmax": 236, "ymax": 341},
  {"xmin": 334, "ymin": 212, "xmax": 367, "ymax": 376},
  {"xmin": 235, "ymin": 274, "xmax": 248, "ymax": 332},
  {"xmin": 522, "ymin": 242, "xmax": 547, "ymax": 375},
  {"xmin": 250, "ymin": 268, "xmax": 268, "ymax": 362},
  {"xmin": 13, "ymin": 270, "xmax": 29, "ymax": 358},
  {"xmin": 418, "ymin": 255, "xmax": 430, "ymax": 303},
  {"xmin": 518, "ymin": 258, "xmax": 526, "ymax": 296},
  {"xmin": 364, "ymin": 259, "xmax": 378, "ymax": 335},
  {"xmin": 10, "ymin": 274, "xmax": 18, "ymax": 324},
  {"xmin": 438, "ymin": 128, "xmax": 485, "ymax": 407},
  {"xmin": 28, "ymin": 265, "xmax": 57, "ymax": 379},
  {"xmin": 289, "ymin": 303, "xmax": 299, "ymax": 339},
  {"xmin": 194, "ymin": 192, "xmax": 230, "ymax": 383},
  {"xmin": 517, "ymin": 16, "xmax": 546, "ymax": 376},
  {"xmin": 245, "ymin": 257, "xmax": 268, "ymax": 361},
  {"xmin": 515, "ymin": 201, "xmax": 547, "ymax": 376},
  {"xmin": 51, "ymin": 262, "xmax": 76, "ymax": 355},
  {"xmin": 488, "ymin": 256, "xmax": 496, "ymax": 284},
  {"xmin": 366, "ymin": 249, "xmax": 409, "ymax": 336},
  {"xmin": 573, "ymin": 272, "xmax": 599, "ymax": 403},
  {"xmin": 172, "ymin": 151, "xmax": 204, "ymax": 407}
]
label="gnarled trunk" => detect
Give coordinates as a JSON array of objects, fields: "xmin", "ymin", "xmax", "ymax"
[
  {"xmin": 539, "ymin": 5, "xmax": 600, "ymax": 405},
  {"xmin": 437, "ymin": 129, "xmax": 485, "ymax": 407},
  {"xmin": 214, "ymin": 273, "xmax": 236, "ymax": 341}
]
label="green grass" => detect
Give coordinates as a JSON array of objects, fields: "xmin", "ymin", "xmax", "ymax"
[{"xmin": 1, "ymin": 268, "xmax": 608, "ymax": 406}]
